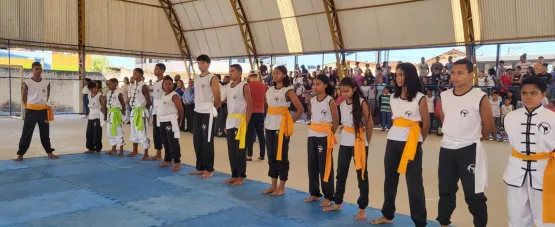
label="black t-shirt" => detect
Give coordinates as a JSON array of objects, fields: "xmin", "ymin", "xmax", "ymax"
[
  {"xmin": 430, "ymin": 74, "xmax": 440, "ymax": 86},
  {"xmin": 536, "ymin": 74, "xmax": 551, "ymax": 84},
  {"xmin": 364, "ymin": 75, "xmax": 375, "ymax": 85},
  {"xmin": 260, "ymin": 64, "xmax": 268, "ymax": 74},
  {"xmin": 387, "ymin": 74, "xmax": 395, "ymax": 83},
  {"xmin": 439, "ymin": 74, "xmax": 450, "ymax": 86},
  {"xmin": 511, "ymin": 74, "xmax": 522, "ymax": 84}
]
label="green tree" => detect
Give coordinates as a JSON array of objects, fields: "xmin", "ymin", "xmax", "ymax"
[{"xmin": 90, "ymin": 56, "xmax": 112, "ymax": 72}]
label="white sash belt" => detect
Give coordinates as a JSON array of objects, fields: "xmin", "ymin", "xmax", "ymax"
[
  {"xmin": 195, "ymin": 102, "xmax": 218, "ymax": 142},
  {"xmin": 442, "ymin": 138, "xmax": 488, "ymax": 193},
  {"xmin": 152, "ymin": 99, "xmax": 161, "ymax": 115}
]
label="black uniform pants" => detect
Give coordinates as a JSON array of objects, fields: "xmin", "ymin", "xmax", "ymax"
[
  {"xmin": 193, "ymin": 112, "xmax": 215, "ymax": 171},
  {"xmin": 160, "ymin": 121, "xmax": 181, "ymax": 163},
  {"xmin": 246, "ymin": 113, "xmax": 265, "ymax": 158},
  {"xmin": 152, "ymin": 114, "xmax": 163, "ymax": 150},
  {"xmin": 307, "ymin": 137, "xmax": 334, "ymax": 201},
  {"xmin": 226, "ymin": 128, "xmax": 247, "ymax": 178},
  {"xmin": 265, "ymin": 130, "xmax": 290, "ymax": 181},
  {"xmin": 437, "ymin": 143, "xmax": 488, "ymax": 227},
  {"xmin": 335, "ymin": 145, "xmax": 369, "ymax": 209},
  {"xmin": 85, "ymin": 119, "xmax": 103, "ymax": 152},
  {"xmin": 382, "ymin": 140, "xmax": 427, "ymax": 227},
  {"xmin": 184, "ymin": 103, "xmax": 194, "ymax": 132},
  {"xmin": 17, "ymin": 109, "xmax": 53, "ymax": 155}
]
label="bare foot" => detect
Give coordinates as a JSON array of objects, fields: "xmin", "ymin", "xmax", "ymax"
[
  {"xmin": 93, "ymin": 151, "xmax": 100, "ymax": 155},
  {"xmin": 441, "ymin": 225, "xmax": 449, "ymax": 227},
  {"xmin": 232, "ymin": 178, "xmax": 244, "ymax": 186},
  {"xmin": 223, "ymin": 178, "xmax": 237, "ymax": 184},
  {"xmin": 171, "ymin": 163, "xmax": 181, "ymax": 172},
  {"xmin": 200, "ymin": 171, "xmax": 214, "ymax": 179},
  {"xmin": 105, "ymin": 150, "xmax": 116, "ymax": 155},
  {"xmin": 262, "ymin": 186, "xmax": 276, "ymax": 194},
  {"xmin": 304, "ymin": 196, "xmax": 320, "ymax": 203},
  {"xmin": 47, "ymin": 153, "xmax": 59, "ymax": 159},
  {"xmin": 370, "ymin": 217, "xmax": 393, "ymax": 225},
  {"xmin": 320, "ymin": 199, "xmax": 332, "ymax": 207},
  {"xmin": 117, "ymin": 151, "xmax": 124, "ymax": 157},
  {"xmin": 158, "ymin": 162, "xmax": 172, "ymax": 167},
  {"xmin": 270, "ymin": 188, "xmax": 285, "ymax": 196},
  {"xmin": 322, "ymin": 204, "xmax": 342, "ymax": 212},
  {"xmin": 84, "ymin": 150, "xmax": 94, "ymax": 154},
  {"xmin": 150, "ymin": 155, "xmax": 162, "ymax": 161},
  {"xmin": 189, "ymin": 170, "xmax": 204, "ymax": 175},
  {"xmin": 356, "ymin": 209, "xmax": 367, "ymax": 221},
  {"xmin": 15, "ymin": 155, "xmax": 24, "ymax": 162},
  {"xmin": 126, "ymin": 152, "xmax": 138, "ymax": 157},
  {"xmin": 141, "ymin": 155, "xmax": 150, "ymax": 161}
]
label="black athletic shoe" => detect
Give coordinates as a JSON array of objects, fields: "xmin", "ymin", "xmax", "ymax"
[
  {"xmin": 246, "ymin": 158, "xmax": 253, "ymax": 161},
  {"xmin": 258, "ymin": 157, "xmax": 264, "ymax": 161}
]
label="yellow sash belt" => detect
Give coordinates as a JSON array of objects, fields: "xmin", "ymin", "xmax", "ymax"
[
  {"xmin": 343, "ymin": 126, "xmax": 366, "ymax": 180},
  {"xmin": 511, "ymin": 148, "xmax": 555, "ymax": 223},
  {"xmin": 392, "ymin": 118, "xmax": 420, "ymax": 175},
  {"xmin": 26, "ymin": 104, "xmax": 54, "ymax": 122},
  {"xmin": 267, "ymin": 107, "xmax": 294, "ymax": 161},
  {"xmin": 309, "ymin": 122, "xmax": 337, "ymax": 183},
  {"xmin": 228, "ymin": 113, "xmax": 247, "ymax": 149}
]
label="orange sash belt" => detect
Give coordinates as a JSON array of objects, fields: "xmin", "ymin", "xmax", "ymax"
[
  {"xmin": 343, "ymin": 126, "xmax": 366, "ymax": 180},
  {"xmin": 267, "ymin": 107, "xmax": 294, "ymax": 161},
  {"xmin": 309, "ymin": 122, "xmax": 336, "ymax": 183},
  {"xmin": 392, "ymin": 118, "xmax": 420, "ymax": 175},
  {"xmin": 511, "ymin": 148, "xmax": 555, "ymax": 223},
  {"xmin": 26, "ymin": 104, "xmax": 54, "ymax": 122}
]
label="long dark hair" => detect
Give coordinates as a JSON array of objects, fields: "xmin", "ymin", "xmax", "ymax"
[
  {"xmin": 274, "ymin": 65, "xmax": 291, "ymax": 87},
  {"xmin": 340, "ymin": 77, "xmax": 365, "ymax": 137},
  {"xmin": 315, "ymin": 74, "xmax": 334, "ymax": 96},
  {"xmin": 393, "ymin": 63, "xmax": 421, "ymax": 102}
]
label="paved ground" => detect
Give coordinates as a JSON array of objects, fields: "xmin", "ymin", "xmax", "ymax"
[{"xmin": 0, "ymin": 115, "xmax": 512, "ymax": 226}]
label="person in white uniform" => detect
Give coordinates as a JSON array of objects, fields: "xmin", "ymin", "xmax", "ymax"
[
  {"xmin": 504, "ymin": 76, "xmax": 555, "ymax": 227},
  {"xmin": 105, "ymin": 78, "xmax": 126, "ymax": 156},
  {"xmin": 436, "ymin": 59, "xmax": 494, "ymax": 227},
  {"xmin": 128, "ymin": 68, "xmax": 153, "ymax": 160},
  {"xmin": 150, "ymin": 63, "xmax": 166, "ymax": 161},
  {"xmin": 157, "ymin": 76, "xmax": 184, "ymax": 172},
  {"xmin": 189, "ymin": 55, "xmax": 221, "ymax": 179},
  {"xmin": 16, "ymin": 62, "xmax": 58, "ymax": 162},
  {"xmin": 222, "ymin": 64, "xmax": 253, "ymax": 186},
  {"xmin": 84, "ymin": 82, "xmax": 105, "ymax": 155}
]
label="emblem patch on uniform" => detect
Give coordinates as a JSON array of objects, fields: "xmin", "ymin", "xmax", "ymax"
[
  {"xmin": 404, "ymin": 111, "xmax": 412, "ymax": 118},
  {"xmin": 321, "ymin": 110, "xmax": 327, "ymax": 116},
  {"xmin": 317, "ymin": 145, "xmax": 323, "ymax": 153},
  {"xmin": 202, "ymin": 124, "xmax": 207, "ymax": 130},
  {"xmin": 234, "ymin": 130, "xmax": 238, "ymax": 135},
  {"xmin": 42, "ymin": 89, "xmax": 46, "ymax": 93},
  {"xmin": 460, "ymin": 109, "xmax": 469, "ymax": 117},
  {"xmin": 201, "ymin": 84, "xmax": 205, "ymax": 88},
  {"xmin": 233, "ymin": 95, "xmax": 237, "ymax": 99},
  {"xmin": 93, "ymin": 122, "xmax": 96, "ymax": 126},
  {"xmin": 538, "ymin": 122, "xmax": 551, "ymax": 135},
  {"xmin": 165, "ymin": 126, "xmax": 172, "ymax": 131},
  {"xmin": 274, "ymin": 96, "xmax": 279, "ymax": 102},
  {"xmin": 163, "ymin": 101, "xmax": 167, "ymax": 105},
  {"xmin": 467, "ymin": 164, "xmax": 475, "ymax": 174}
]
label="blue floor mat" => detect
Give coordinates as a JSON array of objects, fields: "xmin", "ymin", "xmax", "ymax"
[{"xmin": 0, "ymin": 154, "xmax": 445, "ymax": 227}]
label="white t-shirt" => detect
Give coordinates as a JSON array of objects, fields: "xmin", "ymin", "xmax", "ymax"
[
  {"xmin": 477, "ymin": 77, "xmax": 487, "ymax": 86},
  {"xmin": 425, "ymin": 95, "xmax": 434, "ymax": 113},
  {"xmin": 440, "ymin": 88, "xmax": 486, "ymax": 148},
  {"xmin": 501, "ymin": 104, "xmax": 513, "ymax": 116},
  {"xmin": 542, "ymin": 97, "xmax": 549, "ymax": 106},
  {"xmin": 265, "ymin": 86, "xmax": 293, "ymax": 130},
  {"xmin": 339, "ymin": 98, "xmax": 368, "ymax": 146},
  {"xmin": 490, "ymin": 98, "xmax": 502, "ymax": 117},
  {"xmin": 25, "ymin": 78, "xmax": 49, "ymax": 105},
  {"xmin": 88, "ymin": 93, "xmax": 103, "ymax": 120},
  {"xmin": 309, "ymin": 95, "xmax": 334, "ymax": 137},
  {"xmin": 387, "ymin": 93, "xmax": 425, "ymax": 142},
  {"xmin": 82, "ymin": 86, "xmax": 90, "ymax": 95},
  {"xmin": 225, "ymin": 81, "xmax": 247, "ymax": 129}
]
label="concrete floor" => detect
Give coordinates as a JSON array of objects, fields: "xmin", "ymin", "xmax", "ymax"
[{"xmin": 0, "ymin": 115, "xmax": 511, "ymax": 226}]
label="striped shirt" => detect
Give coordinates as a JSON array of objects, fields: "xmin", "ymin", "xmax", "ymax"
[{"xmin": 379, "ymin": 94, "xmax": 391, "ymax": 112}]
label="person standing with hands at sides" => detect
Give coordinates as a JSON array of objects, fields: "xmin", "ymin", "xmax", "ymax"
[
  {"xmin": 304, "ymin": 74, "xmax": 339, "ymax": 207},
  {"xmin": 84, "ymin": 81, "xmax": 106, "ymax": 155},
  {"xmin": 262, "ymin": 65, "xmax": 304, "ymax": 196},
  {"xmin": 436, "ymin": 59, "xmax": 493, "ymax": 227},
  {"xmin": 371, "ymin": 63, "xmax": 429, "ymax": 226},
  {"xmin": 503, "ymin": 76, "xmax": 555, "ymax": 227},
  {"xmin": 323, "ymin": 77, "xmax": 373, "ymax": 221},
  {"xmin": 105, "ymin": 78, "xmax": 126, "ymax": 156},
  {"xmin": 16, "ymin": 62, "xmax": 57, "ymax": 162},
  {"xmin": 127, "ymin": 68, "xmax": 153, "ymax": 160},
  {"xmin": 222, "ymin": 64, "xmax": 253, "ymax": 186},
  {"xmin": 150, "ymin": 63, "xmax": 166, "ymax": 161},
  {"xmin": 189, "ymin": 55, "xmax": 221, "ymax": 179},
  {"xmin": 246, "ymin": 71, "xmax": 267, "ymax": 161},
  {"xmin": 157, "ymin": 76, "xmax": 184, "ymax": 172}
]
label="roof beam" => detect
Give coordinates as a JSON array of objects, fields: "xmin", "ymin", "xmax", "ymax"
[
  {"xmin": 322, "ymin": 0, "xmax": 346, "ymax": 78},
  {"xmin": 459, "ymin": 0, "xmax": 477, "ymax": 84},
  {"xmin": 230, "ymin": 0, "xmax": 258, "ymax": 70},
  {"xmin": 159, "ymin": 0, "xmax": 196, "ymax": 78},
  {"xmin": 115, "ymin": 0, "xmax": 162, "ymax": 8}
]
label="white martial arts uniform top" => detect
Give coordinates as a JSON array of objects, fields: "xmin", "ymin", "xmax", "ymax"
[
  {"xmin": 130, "ymin": 81, "xmax": 148, "ymax": 109},
  {"xmin": 340, "ymin": 98, "xmax": 368, "ymax": 146},
  {"xmin": 106, "ymin": 89, "xmax": 123, "ymax": 110},
  {"xmin": 88, "ymin": 93, "xmax": 103, "ymax": 121},
  {"xmin": 194, "ymin": 73, "xmax": 218, "ymax": 142},
  {"xmin": 151, "ymin": 79, "xmax": 163, "ymax": 115},
  {"xmin": 387, "ymin": 92, "xmax": 425, "ymax": 142},
  {"xmin": 225, "ymin": 81, "xmax": 247, "ymax": 130},
  {"xmin": 157, "ymin": 91, "xmax": 180, "ymax": 139},
  {"xmin": 309, "ymin": 95, "xmax": 333, "ymax": 138},
  {"xmin": 265, "ymin": 86, "xmax": 293, "ymax": 130},
  {"xmin": 25, "ymin": 78, "xmax": 49, "ymax": 105},
  {"xmin": 441, "ymin": 88, "xmax": 488, "ymax": 193}
]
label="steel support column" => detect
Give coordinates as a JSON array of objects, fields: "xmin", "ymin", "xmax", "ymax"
[
  {"xmin": 322, "ymin": 0, "xmax": 347, "ymax": 78},
  {"xmin": 459, "ymin": 0, "xmax": 477, "ymax": 83},
  {"xmin": 159, "ymin": 0, "xmax": 195, "ymax": 78},
  {"xmin": 230, "ymin": 0, "xmax": 258, "ymax": 70},
  {"xmin": 78, "ymin": 0, "xmax": 86, "ymax": 114}
]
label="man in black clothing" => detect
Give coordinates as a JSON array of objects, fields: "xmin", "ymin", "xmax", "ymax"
[{"xmin": 535, "ymin": 63, "xmax": 552, "ymax": 84}]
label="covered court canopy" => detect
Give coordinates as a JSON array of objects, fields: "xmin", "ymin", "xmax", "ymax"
[{"xmin": 0, "ymin": 0, "xmax": 554, "ymax": 61}]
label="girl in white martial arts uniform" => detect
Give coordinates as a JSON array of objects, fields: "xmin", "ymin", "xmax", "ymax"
[
  {"xmin": 85, "ymin": 81, "xmax": 105, "ymax": 155},
  {"xmin": 157, "ymin": 76, "xmax": 184, "ymax": 172}
]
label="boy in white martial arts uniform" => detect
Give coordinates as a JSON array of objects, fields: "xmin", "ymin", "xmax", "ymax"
[
  {"xmin": 504, "ymin": 76, "xmax": 555, "ymax": 227},
  {"xmin": 436, "ymin": 59, "xmax": 494, "ymax": 227},
  {"xmin": 105, "ymin": 78, "xmax": 126, "ymax": 156},
  {"xmin": 84, "ymin": 81, "xmax": 105, "ymax": 155},
  {"xmin": 157, "ymin": 76, "xmax": 184, "ymax": 172},
  {"xmin": 150, "ymin": 63, "xmax": 166, "ymax": 161},
  {"xmin": 128, "ymin": 68, "xmax": 153, "ymax": 160}
]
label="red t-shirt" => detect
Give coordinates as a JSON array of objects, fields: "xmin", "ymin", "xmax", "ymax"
[
  {"xmin": 499, "ymin": 74, "xmax": 512, "ymax": 93},
  {"xmin": 248, "ymin": 80, "xmax": 267, "ymax": 113}
]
